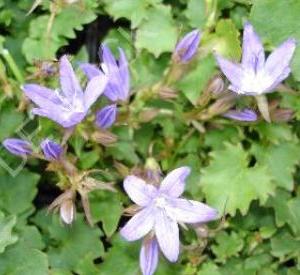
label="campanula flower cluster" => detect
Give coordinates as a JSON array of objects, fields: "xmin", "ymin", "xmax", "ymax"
[
  {"xmin": 121, "ymin": 167, "xmax": 218, "ymax": 275},
  {"xmin": 1, "ymin": 21, "xmax": 297, "ymax": 275}
]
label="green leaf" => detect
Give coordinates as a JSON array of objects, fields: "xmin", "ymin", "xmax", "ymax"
[
  {"xmin": 99, "ymin": 236, "xmax": 140, "ymax": 275},
  {"xmin": 0, "ymin": 245, "xmax": 48, "ymax": 275},
  {"xmin": 0, "ymin": 169, "xmax": 39, "ymax": 215},
  {"xmin": 201, "ymin": 143, "xmax": 274, "ymax": 215},
  {"xmin": 281, "ymin": 93, "xmax": 300, "ymax": 120},
  {"xmin": 250, "ymin": 123, "xmax": 294, "ymax": 144},
  {"xmin": 0, "ymin": 227, "xmax": 48, "ymax": 275},
  {"xmin": 185, "ymin": 0, "xmax": 206, "ymax": 29},
  {"xmin": 78, "ymin": 150, "xmax": 100, "ymax": 169},
  {"xmin": 177, "ymin": 55, "xmax": 216, "ymax": 105},
  {"xmin": 250, "ymin": 0, "xmax": 300, "ymax": 81},
  {"xmin": 90, "ymin": 191, "xmax": 122, "ymax": 237},
  {"xmin": 267, "ymin": 189, "xmax": 291, "ymax": 228},
  {"xmin": 32, "ymin": 211, "xmax": 104, "ymax": 271},
  {"xmin": 271, "ymin": 230, "xmax": 300, "ymax": 260},
  {"xmin": 22, "ymin": 4, "xmax": 96, "ymax": 63},
  {"xmin": 0, "ymin": 103, "xmax": 24, "ymax": 141},
  {"xmin": 103, "ymin": 0, "xmax": 151, "ymax": 28},
  {"xmin": 197, "ymin": 262, "xmax": 221, "ymax": 275},
  {"xmin": 135, "ymin": 5, "xmax": 177, "ymax": 57},
  {"xmin": 212, "ymin": 231, "xmax": 244, "ymax": 263},
  {"xmin": 107, "ymin": 141, "xmax": 139, "ymax": 165},
  {"xmin": 204, "ymin": 126, "xmax": 242, "ymax": 150},
  {"xmin": 0, "ymin": 211, "xmax": 18, "ymax": 253},
  {"xmin": 251, "ymin": 141, "xmax": 300, "ymax": 190},
  {"xmin": 203, "ymin": 19, "xmax": 241, "ymax": 60}
]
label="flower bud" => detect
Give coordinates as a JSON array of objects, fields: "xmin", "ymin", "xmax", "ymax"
[
  {"xmin": 60, "ymin": 199, "xmax": 75, "ymax": 224},
  {"xmin": 92, "ymin": 130, "xmax": 118, "ymax": 146},
  {"xmin": 271, "ymin": 108, "xmax": 294, "ymax": 122},
  {"xmin": 223, "ymin": 109, "xmax": 257, "ymax": 122},
  {"xmin": 138, "ymin": 109, "xmax": 159, "ymax": 123},
  {"xmin": 40, "ymin": 139, "xmax": 63, "ymax": 161},
  {"xmin": 3, "ymin": 138, "xmax": 32, "ymax": 156},
  {"xmin": 158, "ymin": 87, "xmax": 178, "ymax": 100},
  {"xmin": 48, "ymin": 189, "xmax": 76, "ymax": 225},
  {"xmin": 173, "ymin": 30, "xmax": 201, "ymax": 63},
  {"xmin": 207, "ymin": 94, "xmax": 235, "ymax": 116},
  {"xmin": 206, "ymin": 75, "xmax": 225, "ymax": 97},
  {"xmin": 95, "ymin": 104, "xmax": 117, "ymax": 129}
]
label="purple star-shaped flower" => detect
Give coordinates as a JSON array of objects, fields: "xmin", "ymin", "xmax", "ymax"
[
  {"xmin": 216, "ymin": 22, "xmax": 296, "ymax": 96},
  {"xmin": 120, "ymin": 167, "xmax": 218, "ymax": 275},
  {"xmin": 80, "ymin": 45, "xmax": 130, "ymax": 129},
  {"xmin": 81, "ymin": 44, "xmax": 130, "ymax": 102},
  {"xmin": 22, "ymin": 55, "xmax": 108, "ymax": 128}
]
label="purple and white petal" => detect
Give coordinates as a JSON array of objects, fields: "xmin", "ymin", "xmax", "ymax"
[
  {"xmin": 40, "ymin": 139, "xmax": 63, "ymax": 160},
  {"xmin": 159, "ymin": 167, "xmax": 191, "ymax": 197},
  {"xmin": 120, "ymin": 206, "xmax": 155, "ymax": 241},
  {"xmin": 223, "ymin": 109, "xmax": 257, "ymax": 121},
  {"xmin": 3, "ymin": 138, "xmax": 32, "ymax": 156},
  {"xmin": 264, "ymin": 38, "xmax": 296, "ymax": 86},
  {"xmin": 215, "ymin": 55, "xmax": 244, "ymax": 91},
  {"xmin": 80, "ymin": 63, "xmax": 101, "ymax": 80},
  {"xmin": 140, "ymin": 237, "xmax": 159, "ymax": 275},
  {"xmin": 175, "ymin": 30, "xmax": 201, "ymax": 62},
  {"xmin": 84, "ymin": 73, "xmax": 108, "ymax": 110},
  {"xmin": 242, "ymin": 22, "xmax": 265, "ymax": 71},
  {"xmin": 118, "ymin": 48, "xmax": 130, "ymax": 100},
  {"xmin": 101, "ymin": 45, "xmax": 119, "ymax": 74},
  {"xmin": 123, "ymin": 175, "xmax": 158, "ymax": 206},
  {"xmin": 166, "ymin": 198, "xmax": 218, "ymax": 224},
  {"xmin": 95, "ymin": 104, "xmax": 117, "ymax": 129},
  {"xmin": 32, "ymin": 108, "xmax": 85, "ymax": 128},
  {"xmin": 22, "ymin": 84, "xmax": 62, "ymax": 109},
  {"xmin": 154, "ymin": 209, "xmax": 179, "ymax": 262},
  {"xmin": 59, "ymin": 55, "xmax": 83, "ymax": 100}
]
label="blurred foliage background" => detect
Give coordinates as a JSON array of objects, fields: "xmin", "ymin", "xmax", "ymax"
[{"xmin": 1, "ymin": 0, "xmax": 300, "ymax": 274}]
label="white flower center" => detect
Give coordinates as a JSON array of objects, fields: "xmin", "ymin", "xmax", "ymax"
[
  {"xmin": 154, "ymin": 196, "xmax": 168, "ymax": 209},
  {"xmin": 241, "ymin": 69, "xmax": 273, "ymax": 95}
]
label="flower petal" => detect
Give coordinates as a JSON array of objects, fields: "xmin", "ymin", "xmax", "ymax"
[
  {"xmin": 159, "ymin": 167, "xmax": 191, "ymax": 197},
  {"xmin": 223, "ymin": 109, "xmax": 257, "ymax": 122},
  {"xmin": 242, "ymin": 22, "xmax": 265, "ymax": 71},
  {"xmin": 59, "ymin": 55, "xmax": 83, "ymax": 99},
  {"xmin": 264, "ymin": 38, "xmax": 296, "ymax": 88},
  {"xmin": 175, "ymin": 30, "xmax": 201, "ymax": 62},
  {"xmin": 84, "ymin": 73, "xmax": 108, "ymax": 110},
  {"xmin": 167, "ymin": 198, "xmax": 218, "ymax": 224},
  {"xmin": 101, "ymin": 44, "xmax": 119, "ymax": 73},
  {"xmin": 3, "ymin": 138, "xmax": 32, "ymax": 156},
  {"xmin": 118, "ymin": 47, "xmax": 130, "ymax": 100},
  {"xmin": 22, "ymin": 84, "xmax": 62, "ymax": 109},
  {"xmin": 215, "ymin": 55, "xmax": 244, "ymax": 91},
  {"xmin": 120, "ymin": 206, "xmax": 155, "ymax": 241},
  {"xmin": 95, "ymin": 104, "xmax": 117, "ymax": 129},
  {"xmin": 80, "ymin": 63, "xmax": 101, "ymax": 80},
  {"xmin": 32, "ymin": 108, "xmax": 85, "ymax": 128},
  {"xmin": 123, "ymin": 175, "xmax": 158, "ymax": 206},
  {"xmin": 40, "ymin": 139, "xmax": 63, "ymax": 160},
  {"xmin": 154, "ymin": 209, "xmax": 179, "ymax": 262},
  {"xmin": 140, "ymin": 237, "xmax": 159, "ymax": 275}
]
